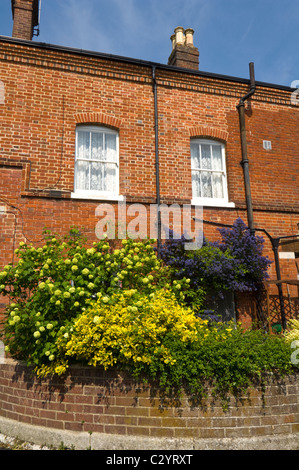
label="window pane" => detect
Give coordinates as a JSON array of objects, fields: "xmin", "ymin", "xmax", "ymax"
[
  {"xmin": 105, "ymin": 163, "xmax": 117, "ymax": 193},
  {"xmin": 90, "ymin": 162, "xmax": 103, "ymax": 191},
  {"xmin": 75, "ymin": 161, "xmax": 90, "ymax": 190},
  {"xmin": 191, "ymin": 140, "xmax": 227, "ymax": 201},
  {"xmin": 91, "ymin": 132, "xmax": 104, "ymax": 160},
  {"xmin": 75, "ymin": 127, "xmax": 119, "ymax": 195},
  {"xmin": 212, "ymin": 145, "xmax": 223, "ymax": 170},
  {"xmin": 201, "ymin": 144, "xmax": 212, "ymax": 169},
  {"xmin": 192, "ymin": 171, "xmax": 201, "ymax": 198},
  {"xmin": 191, "ymin": 143, "xmax": 200, "ymax": 169},
  {"xmin": 90, "ymin": 162, "xmax": 117, "ymax": 192},
  {"xmin": 212, "ymin": 173, "xmax": 224, "ymax": 198},
  {"xmin": 105, "ymin": 133, "xmax": 117, "ymax": 162},
  {"xmin": 201, "ymin": 172, "xmax": 212, "ymax": 198},
  {"xmin": 77, "ymin": 131, "xmax": 90, "ymax": 159}
]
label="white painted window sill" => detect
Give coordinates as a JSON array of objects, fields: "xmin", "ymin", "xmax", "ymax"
[
  {"xmin": 71, "ymin": 192, "xmax": 125, "ymax": 202},
  {"xmin": 191, "ymin": 198, "xmax": 235, "ymax": 208}
]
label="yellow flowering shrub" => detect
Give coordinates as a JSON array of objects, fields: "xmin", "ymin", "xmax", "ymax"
[
  {"xmin": 55, "ymin": 289, "xmax": 202, "ymax": 376},
  {"xmin": 285, "ymin": 319, "xmax": 299, "ymax": 344}
]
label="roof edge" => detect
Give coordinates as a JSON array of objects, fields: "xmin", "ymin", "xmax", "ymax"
[{"xmin": 0, "ymin": 35, "xmax": 295, "ymax": 92}]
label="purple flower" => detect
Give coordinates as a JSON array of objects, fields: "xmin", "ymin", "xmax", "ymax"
[{"xmin": 160, "ymin": 219, "xmax": 272, "ymax": 297}]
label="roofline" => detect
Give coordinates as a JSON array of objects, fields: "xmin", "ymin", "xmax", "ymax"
[{"xmin": 0, "ymin": 35, "xmax": 295, "ymax": 92}]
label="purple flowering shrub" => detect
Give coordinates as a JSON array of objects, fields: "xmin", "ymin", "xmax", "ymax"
[
  {"xmin": 160, "ymin": 218, "xmax": 272, "ymax": 300},
  {"xmin": 212, "ymin": 218, "xmax": 272, "ymax": 292}
]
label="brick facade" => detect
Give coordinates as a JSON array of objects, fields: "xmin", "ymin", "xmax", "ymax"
[
  {"xmin": 0, "ymin": 360, "xmax": 298, "ymax": 445},
  {"xmin": 0, "ymin": 11, "xmax": 298, "ymax": 319},
  {"xmin": 11, "ymin": 0, "xmax": 39, "ymax": 41}
]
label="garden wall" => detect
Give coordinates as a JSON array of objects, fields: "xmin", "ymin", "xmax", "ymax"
[{"xmin": 0, "ymin": 359, "xmax": 298, "ymax": 450}]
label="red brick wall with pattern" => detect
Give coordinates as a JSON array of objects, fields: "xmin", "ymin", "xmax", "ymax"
[
  {"xmin": 0, "ymin": 361, "xmax": 298, "ymax": 440},
  {"xmin": 0, "ymin": 39, "xmax": 298, "ymax": 311}
]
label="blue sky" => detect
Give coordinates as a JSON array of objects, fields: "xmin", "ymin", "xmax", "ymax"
[{"xmin": 0, "ymin": 0, "xmax": 299, "ymax": 86}]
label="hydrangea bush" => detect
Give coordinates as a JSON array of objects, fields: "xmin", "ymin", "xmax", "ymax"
[{"xmin": 0, "ymin": 230, "xmax": 201, "ymax": 372}]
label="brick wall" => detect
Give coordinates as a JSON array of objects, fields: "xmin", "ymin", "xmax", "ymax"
[
  {"xmin": 0, "ymin": 38, "xmax": 298, "ymax": 306},
  {"xmin": 11, "ymin": 0, "xmax": 39, "ymax": 41},
  {"xmin": 0, "ymin": 360, "xmax": 298, "ymax": 441}
]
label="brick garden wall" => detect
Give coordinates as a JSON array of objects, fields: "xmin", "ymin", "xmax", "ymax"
[{"xmin": 0, "ymin": 359, "xmax": 298, "ymax": 442}]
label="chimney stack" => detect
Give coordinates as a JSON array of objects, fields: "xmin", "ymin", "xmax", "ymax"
[
  {"xmin": 11, "ymin": 0, "xmax": 40, "ymax": 41},
  {"xmin": 168, "ymin": 27, "xmax": 199, "ymax": 71}
]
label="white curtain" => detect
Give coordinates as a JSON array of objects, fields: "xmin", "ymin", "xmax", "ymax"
[
  {"xmin": 211, "ymin": 144, "xmax": 224, "ymax": 198},
  {"xmin": 76, "ymin": 129, "xmax": 117, "ymax": 193},
  {"xmin": 76, "ymin": 131, "xmax": 90, "ymax": 190},
  {"xmin": 191, "ymin": 142, "xmax": 224, "ymax": 199}
]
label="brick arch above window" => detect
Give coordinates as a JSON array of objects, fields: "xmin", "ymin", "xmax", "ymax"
[
  {"xmin": 189, "ymin": 126, "xmax": 229, "ymax": 143},
  {"xmin": 74, "ymin": 112, "xmax": 122, "ymax": 130}
]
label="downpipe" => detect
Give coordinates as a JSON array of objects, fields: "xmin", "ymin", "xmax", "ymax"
[
  {"xmin": 152, "ymin": 66, "xmax": 162, "ymax": 257},
  {"xmin": 237, "ymin": 62, "xmax": 256, "ymax": 236},
  {"xmin": 237, "ymin": 64, "xmax": 286, "ymax": 330}
]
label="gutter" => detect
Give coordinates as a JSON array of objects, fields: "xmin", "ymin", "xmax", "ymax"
[
  {"xmin": 0, "ymin": 35, "xmax": 295, "ymax": 92},
  {"xmin": 237, "ymin": 62, "xmax": 256, "ymax": 235}
]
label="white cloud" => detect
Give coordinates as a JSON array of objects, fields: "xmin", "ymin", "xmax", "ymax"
[
  {"xmin": 37, "ymin": 0, "xmax": 299, "ymax": 85},
  {"xmin": 40, "ymin": 0, "xmax": 213, "ymax": 64},
  {"xmin": 46, "ymin": 0, "xmax": 116, "ymax": 53}
]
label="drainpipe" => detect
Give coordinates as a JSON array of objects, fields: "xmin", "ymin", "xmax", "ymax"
[
  {"xmin": 237, "ymin": 62, "xmax": 256, "ymax": 236},
  {"xmin": 152, "ymin": 65, "xmax": 162, "ymax": 257}
]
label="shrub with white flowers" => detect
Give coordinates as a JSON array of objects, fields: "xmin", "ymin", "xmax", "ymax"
[{"xmin": 0, "ymin": 229, "xmax": 197, "ymax": 374}]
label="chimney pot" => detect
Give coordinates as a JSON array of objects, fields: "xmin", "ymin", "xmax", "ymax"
[
  {"xmin": 170, "ymin": 34, "xmax": 176, "ymax": 50},
  {"xmin": 168, "ymin": 26, "xmax": 199, "ymax": 71},
  {"xmin": 185, "ymin": 28, "xmax": 194, "ymax": 46},
  {"xmin": 174, "ymin": 26, "xmax": 185, "ymax": 45}
]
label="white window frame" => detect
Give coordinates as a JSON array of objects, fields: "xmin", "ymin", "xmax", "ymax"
[
  {"xmin": 71, "ymin": 125, "xmax": 124, "ymax": 201},
  {"xmin": 190, "ymin": 139, "xmax": 235, "ymax": 208}
]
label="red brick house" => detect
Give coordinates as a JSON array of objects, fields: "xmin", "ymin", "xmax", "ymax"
[{"xmin": 0, "ymin": 0, "xmax": 298, "ymax": 324}]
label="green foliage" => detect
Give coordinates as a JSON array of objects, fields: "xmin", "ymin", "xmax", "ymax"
[
  {"xmin": 160, "ymin": 323, "xmax": 294, "ymax": 402},
  {"xmin": 0, "ymin": 230, "xmax": 202, "ymax": 372},
  {"xmin": 285, "ymin": 319, "xmax": 299, "ymax": 344},
  {"xmin": 53, "ymin": 289, "xmax": 200, "ymax": 377},
  {"xmin": 0, "ymin": 229, "xmax": 295, "ymax": 405}
]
